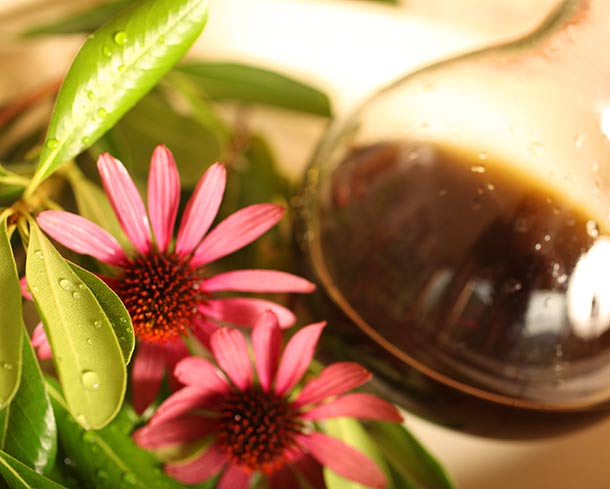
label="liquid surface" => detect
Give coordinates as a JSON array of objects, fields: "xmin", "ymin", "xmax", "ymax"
[{"xmin": 312, "ymin": 141, "xmax": 610, "ymax": 409}]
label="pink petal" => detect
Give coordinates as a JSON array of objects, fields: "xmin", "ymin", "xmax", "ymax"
[
  {"xmin": 190, "ymin": 317, "xmax": 220, "ymax": 348},
  {"xmin": 201, "ymin": 298, "xmax": 295, "ymax": 328},
  {"xmin": 251, "ymin": 311, "xmax": 281, "ymax": 392},
  {"xmin": 20, "ymin": 277, "xmax": 32, "ymax": 300},
  {"xmin": 162, "ymin": 339, "xmax": 191, "ymax": 392},
  {"xmin": 175, "ymin": 162, "xmax": 226, "ymax": 256},
  {"xmin": 147, "ymin": 145, "xmax": 180, "ymax": 253},
  {"xmin": 190, "ymin": 204, "xmax": 284, "ymax": 267},
  {"xmin": 31, "ymin": 323, "xmax": 52, "ymax": 360},
  {"xmin": 294, "ymin": 362, "xmax": 372, "ymax": 408},
  {"xmin": 97, "ymin": 153, "xmax": 151, "ymax": 255},
  {"xmin": 132, "ymin": 342, "xmax": 166, "ymax": 415},
  {"xmin": 133, "ymin": 414, "xmax": 217, "ymax": 449},
  {"xmin": 173, "ymin": 356, "xmax": 230, "ymax": 394},
  {"xmin": 268, "ymin": 466, "xmax": 300, "ymax": 489},
  {"xmin": 217, "ymin": 464, "xmax": 252, "ymax": 489},
  {"xmin": 294, "ymin": 454, "xmax": 325, "ymax": 489},
  {"xmin": 151, "ymin": 385, "xmax": 221, "ymax": 426},
  {"xmin": 203, "ymin": 270, "xmax": 315, "ymax": 294},
  {"xmin": 210, "ymin": 328, "xmax": 253, "ymax": 390},
  {"xmin": 301, "ymin": 393, "xmax": 403, "ymax": 423},
  {"xmin": 37, "ymin": 210, "xmax": 128, "ymax": 266},
  {"xmin": 165, "ymin": 442, "xmax": 227, "ymax": 485},
  {"xmin": 274, "ymin": 322, "xmax": 326, "ymax": 396},
  {"xmin": 298, "ymin": 433, "xmax": 387, "ymax": 488}
]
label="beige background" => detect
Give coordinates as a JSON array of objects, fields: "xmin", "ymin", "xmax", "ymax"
[{"xmin": 2, "ymin": 1, "xmax": 608, "ymax": 488}]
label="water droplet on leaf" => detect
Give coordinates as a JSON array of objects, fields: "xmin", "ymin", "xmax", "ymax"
[
  {"xmin": 122, "ymin": 472, "xmax": 137, "ymax": 485},
  {"xmin": 2, "ymin": 362, "xmax": 13, "ymax": 370},
  {"xmin": 97, "ymin": 107, "xmax": 108, "ymax": 118},
  {"xmin": 81, "ymin": 370, "xmax": 101, "ymax": 391},
  {"xmin": 59, "ymin": 279, "xmax": 72, "ymax": 291},
  {"xmin": 72, "ymin": 291, "xmax": 81, "ymax": 299},
  {"xmin": 113, "ymin": 31, "xmax": 129, "ymax": 45},
  {"xmin": 46, "ymin": 138, "xmax": 59, "ymax": 150},
  {"xmin": 102, "ymin": 45, "xmax": 112, "ymax": 57},
  {"xmin": 586, "ymin": 220, "xmax": 599, "ymax": 238},
  {"xmin": 93, "ymin": 320, "xmax": 103, "ymax": 329}
]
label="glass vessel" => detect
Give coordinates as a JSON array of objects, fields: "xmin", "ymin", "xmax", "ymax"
[{"xmin": 298, "ymin": 0, "xmax": 610, "ymax": 426}]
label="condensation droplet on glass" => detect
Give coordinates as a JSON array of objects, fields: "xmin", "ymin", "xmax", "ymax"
[
  {"xmin": 113, "ymin": 31, "xmax": 129, "ymax": 45},
  {"xmin": 586, "ymin": 220, "xmax": 599, "ymax": 238},
  {"xmin": 97, "ymin": 107, "xmax": 108, "ymax": 118},
  {"xmin": 81, "ymin": 370, "xmax": 101, "ymax": 391},
  {"xmin": 470, "ymin": 164, "xmax": 486, "ymax": 174},
  {"xmin": 46, "ymin": 138, "xmax": 59, "ymax": 150}
]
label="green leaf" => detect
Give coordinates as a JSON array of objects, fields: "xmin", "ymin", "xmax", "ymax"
[
  {"xmin": 0, "ymin": 451, "xmax": 64, "ymax": 489},
  {"xmin": 92, "ymin": 90, "xmax": 221, "ymax": 188},
  {"xmin": 322, "ymin": 418, "xmax": 390, "ymax": 489},
  {"xmin": 25, "ymin": 223, "xmax": 126, "ymax": 430},
  {"xmin": 366, "ymin": 421, "xmax": 455, "ymax": 489},
  {"xmin": 176, "ymin": 62, "xmax": 332, "ymax": 116},
  {"xmin": 29, "ymin": 0, "xmax": 209, "ymax": 192},
  {"xmin": 23, "ymin": 0, "xmax": 132, "ymax": 37},
  {"xmin": 67, "ymin": 171, "xmax": 128, "ymax": 247},
  {"xmin": 0, "ymin": 217, "xmax": 24, "ymax": 409},
  {"xmin": 0, "ymin": 335, "xmax": 57, "ymax": 475},
  {"xmin": 68, "ymin": 262, "xmax": 134, "ymax": 364},
  {"xmin": 46, "ymin": 378, "xmax": 213, "ymax": 489}
]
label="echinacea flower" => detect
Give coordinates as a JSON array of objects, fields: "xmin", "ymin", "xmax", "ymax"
[
  {"xmin": 134, "ymin": 310, "xmax": 403, "ymax": 489},
  {"xmin": 35, "ymin": 145, "xmax": 314, "ymax": 413}
]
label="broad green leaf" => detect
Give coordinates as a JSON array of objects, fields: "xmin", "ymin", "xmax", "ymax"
[
  {"xmin": 46, "ymin": 379, "xmax": 214, "ymax": 489},
  {"xmin": 0, "ymin": 335, "xmax": 57, "ymax": 475},
  {"xmin": 25, "ymin": 224, "xmax": 126, "ymax": 430},
  {"xmin": 68, "ymin": 262, "xmax": 134, "ymax": 364},
  {"xmin": 366, "ymin": 421, "xmax": 455, "ymax": 489},
  {"xmin": 176, "ymin": 62, "xmax": 332, "ymax": 116},
  {"xmin": 29, "ymin": 0, "xmax": 209, "ymax": 192},
  {"xmin": 322, "ymin": 418, "xmax": 391, "ymax": 489},
  {"xmin": 23, "ymin": 0, "xmax": 132, "ymax": 37},
  {"xmin": 0, "ymin": 451, "xmax": 64, "ymax": 489},
  {"xmin": 0, "ymin": 217, "xmax": 23, "ymax": 409},
  {"xmin": 92, "ymin": 90, "xmax": 221, "ymax": 187},
  {"xmin": 67, "ymin": 171, "xmax": 128, "ymax": 247}
]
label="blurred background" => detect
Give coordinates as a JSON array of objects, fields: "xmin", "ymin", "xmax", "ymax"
[{"xmin": 2, "ymin": 0, "xmax": 608, "ymax": 488}]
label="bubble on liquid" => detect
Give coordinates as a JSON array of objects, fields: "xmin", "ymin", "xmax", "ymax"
[
  {"xmin": 97, "ymin": 107, "xmax": 108, "ymax": 118},
  {"xmin": 122, "ymin": 472, "xmax": 137, "ymax": 485},
  {"xmin": 46, "ymin": 138, "xmax": 59, "ymax": 150},
  {"xmin": 59, "ymin": 279, "xmax": 72, "ymax": 291},
  {"xmin": 93, "ymin": 320, "xmax": 103, "ymax": 329},
  {"xmin": 470, "ymin": 165, "xmax": 486, "ymax": 174},
  {"xmin": 81, "ymin": 370, "xmax": 101, "ymax": 391},
  {"xmin": 2, "ymin": 362, "xmax": 13, "ymax": 370},
  {"xmin": 113, "ymin": 31, "xmax": 129, "ymax": 45},
  {"xmin": 586, "ymin": 220, "xmax": 600, "ymax": 238}
]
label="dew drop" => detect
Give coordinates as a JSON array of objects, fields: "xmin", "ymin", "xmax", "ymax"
[
  {"xmin": 82, "ymin": 431, "xmax": 96, "ymax": 443},
  {"xmin": 59, "ymin": 279, "xmax": 72, "ymax": 291},
  {"xmin": 81, "ymin": 370, "xmax": 101, "ymax": 391},
  {"xmin": 96, "ymin": 469, "xmax": 110, "ymax": 480},
  {"xmin": 97, "ymin": 107, "xmax": 108, "ymax": 118},
  {"xmin": 586, "ymin": 220, "xmax": 600, "ymax": 238},
  {"xmin": 46, "ymin": 138, "xmax": 59, "ymax": 150},
  {"xmin": 34, "ymin": 250, "xmax": 43, "ymax": 259},
  {"xmin": 78, "ymin": 283, "xmax": 86, "ymax": 290},
  {"xmin": 113, "ymin": 31, "xmax": 129, "ymax": 45},
  {"xmin": 470, "ymin": 165, "xmax": 486, "ymax": 174},
  {"xmin": 93, "ymin": 320, "xmax": 103, "ymax": 329},
  {"xmin": 2, "ymin": 362, "xmax": 13, "ymax": 370},
  {"xmin": 86, "ymin": 338, "xmax": 93, "ymax": 345},
  {"xmin": 120, "ymin": 317, "xmax": 127, "ymax": 324},
  {"xmin": 81, "ymin": 137, "xmax": 91, "ymax": 145},
  {"xmin": 122, "ymin": 472, "xmax": 137, "ymax": 485},
  {"xmin": 72, "ymin": 291, "xmax": 81, "ymax": 299}
]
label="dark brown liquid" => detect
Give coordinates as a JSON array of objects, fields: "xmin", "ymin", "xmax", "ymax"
[{"xmin": 301, "ymin": 141, "xmax": 610, "ymax": 416}]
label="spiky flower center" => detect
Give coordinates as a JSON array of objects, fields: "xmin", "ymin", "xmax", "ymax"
[
  {"xmin": 115, "ymin": 253, "xmax": 202, "ymax": 343},
  {"xmin": 216, "ymin": 388, "xmax": 302, "ymax": 473}
]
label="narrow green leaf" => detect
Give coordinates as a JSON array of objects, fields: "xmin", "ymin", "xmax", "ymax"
[
  {"xmin": 67, "ymin": 171, "xmax": 128, "ymax": 247},
  {"xmin": 0, "ymin": 217, "xmax": 24, "ymax": 409},
  {"xmin": 68, "ymin": 262, "xmax": 134, "ymax": 364},
  {"xmin": 25, "ymin": 224, "xmax": 126, "ymax": 430},
  {"xmin": 366, "ymin": 421, "xmax": 455, "ymax": 489},
  {"xmin": 322, "ymin": 418, "xmax": 391, "ymax": 489},
  {"xmin": 23, "ymin": 0, "xmax": 132, "ymax": 37},
  {"xmin": 0, "ymin": 335, "xmax": 57, "ymax": 475},
  {"xmin": 30, "ymin": 0, "xmax": 209, "ymax": 191},
  {"xmin": 0, "ymin": 451, "xmax": 64, "ymax": 489},
  {"xmin": 46, "ymin": 379, "xmax": 211, "ymax": 489},
  {"xmin": 176, "ymin": 62, "xmax": 332, "ymax": 116}
]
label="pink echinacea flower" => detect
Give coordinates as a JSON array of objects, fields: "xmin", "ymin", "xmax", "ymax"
[
  {"xmin": 35, "ymin": 145, "xmax": 315, "ymax": 413},
  {"xmin": 134, "ymin": 311, "xmax": 403, "ymax": 489}
]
